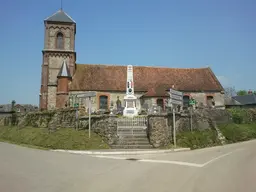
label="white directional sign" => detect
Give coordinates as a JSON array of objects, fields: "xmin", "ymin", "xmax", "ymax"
[
  {"xmin": 169, "ymin": 93, "xmax": 183, "ymax": 101},
  {"xmin": 169, "ymin": 99, "xmax": 183, "ymax": 106},
  {"xmin": 170, "ymin": 89, "xmax": 183, "ymax": 96},
  {"xmin": 169, "ymin": 89, "xmax": 183, "ymax": 106},
  {"xmin": 75, "ymin": 91, "xmax": 96, "ymax": 139},
  {"xmin": 76, "ymin": 92, "xmax": 96, "ymax": 98},
  {"xmin": 169, "ymin": 88, "xmax": 183, "ymax": 149}
]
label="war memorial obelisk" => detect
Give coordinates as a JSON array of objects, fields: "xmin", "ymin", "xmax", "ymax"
[{"xmin": 123, "ymin": 65, "xmax": 139, "ymax": 117}]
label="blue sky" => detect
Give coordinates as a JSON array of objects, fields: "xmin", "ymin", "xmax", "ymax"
[{"xmin": 0, "ymin": 0, "xmax": 255, "ymax": 105}]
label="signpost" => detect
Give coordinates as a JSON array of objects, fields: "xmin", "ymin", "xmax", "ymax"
[
  {"xmin": 189, "ymin": 98, "xmax": 196, "ymax": 131},
  {"xmin": 169, "ymin": 88, "xmax": 183, "ymax": 148},
  {"xmin": 76, "ymin": 92, "xmax": 96, "ymax": 139}
]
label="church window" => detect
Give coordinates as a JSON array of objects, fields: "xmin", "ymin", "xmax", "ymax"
[
  {"xmin": 156, "ymin": 98, "xmax": 164, "ymax": 109},
  {"xmin": 99, "ymin": 95, "xmax": 108, "ymax": 110},
  {"xmin": 183, "ymin": 95, "xmax": 190, "ymax": 108},
  {"xmin": 56, "ymin": 32, "xmax": 64, "ymax": 49},
  {"xmin": 206, "ymin": 96, "xmax": 214, "ymax": 107}
]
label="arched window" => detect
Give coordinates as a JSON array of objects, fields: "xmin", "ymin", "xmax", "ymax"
[
  {"xmin": 99, "ymin": 95, "xmax": 108, "ymax": 110},
  {"xmin": 56, "ymin": 32, "xmax": 64, "ymax": 49}
]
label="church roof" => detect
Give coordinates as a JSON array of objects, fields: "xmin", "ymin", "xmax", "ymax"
[
  {"xmin": 69, "ymin": 64, "xmax": 224, "ymax": 95},
  {"xmin": 57, "ymin": 60, "xmax": 71, "ymax": 78},
  {"xmin": 45, "ymin": 9, "xmax": 75, "ymax": 23}
]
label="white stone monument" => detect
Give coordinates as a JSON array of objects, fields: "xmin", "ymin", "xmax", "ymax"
[{"xmin": 123, "ymin": 65, "xmax": 139, "ymax": 117}]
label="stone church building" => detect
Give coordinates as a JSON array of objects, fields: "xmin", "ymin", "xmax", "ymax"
[{"xmin": 39, "ymin": 9, "xmax": 225, "ymax": 112}]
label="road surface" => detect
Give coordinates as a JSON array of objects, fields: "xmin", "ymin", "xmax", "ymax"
[{"xmin": 0, "ymin": 140, "xmax": 256, "ymax": 192}]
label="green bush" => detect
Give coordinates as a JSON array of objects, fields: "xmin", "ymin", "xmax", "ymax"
[
  {"xmin": 228, "ymin": 108, "xmax": 247, "ymax": 124},
  {"xmin": 218, "ymin": 123, "xmax": 256, "ymax": 143},
  {"xmin": 176, "ymin": 130, "xmax": 221, "ymax": 150},
  {"xmin": 0, "ymin": 126, "xmax": 110, "ymax": 150},
  {"xmin": 227, "ymin": 108, "xmax": 256, "ymax": 124}
]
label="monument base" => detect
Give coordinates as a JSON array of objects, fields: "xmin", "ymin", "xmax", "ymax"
[
  {"xmin": 123, "ymin": 107, "xmax": 139, "ymax": 117},
  {"xmin": 123, "ymin": 95, "xmax": 139, "ymax": 118}
]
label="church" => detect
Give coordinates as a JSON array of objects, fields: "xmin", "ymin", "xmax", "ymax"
[{"xmin": 39, "ymin": 9, "xmax": 225, "ymax": 112}]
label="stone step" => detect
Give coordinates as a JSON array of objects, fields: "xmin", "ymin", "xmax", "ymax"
[
  {"xmin": 118, "ymin": 141, "xmax": 151, "ymax": 145},
  {"xmin": 118, "ymin": 135, "xmax": 148, "ymax": 139},
  {"xmin": 118, "ymin": 134, "xmax": 147, "ymax": 137},
  {"xmin": 119, "ymin": 137, "xmax": 149, "ymax": 141},
  {"xmin": 117, "ymin": 130, "xmax": 147, "ymax": 133},
  {"xmin": 111, "ymin": 144, "xmax": 153, "ymax": 149}
]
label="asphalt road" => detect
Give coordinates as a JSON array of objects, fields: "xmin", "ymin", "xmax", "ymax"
[{"xmin": 0, "ymin": 140, "xmax": 256, "ymax": 192}]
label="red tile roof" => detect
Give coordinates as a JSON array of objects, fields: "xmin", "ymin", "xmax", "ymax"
[{"xmin": 69, "ymin": 64, "xmax": 224, "ymax": 94}]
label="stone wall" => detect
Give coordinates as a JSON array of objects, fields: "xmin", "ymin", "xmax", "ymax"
[
  {"xmin": 147, "ymin": 108, "xmax": 231, "ymax": 147},
  {"xmin": 79, "ymin": 115, "xmax": 118, "ymax": 145},
  {"xmin": 0, "ymin": 108, "xmax": 232, "ymax": 148}
]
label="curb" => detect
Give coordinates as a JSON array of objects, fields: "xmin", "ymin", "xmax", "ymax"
[{"xmin": 51, "ymin": 148, "xmax": 191, "ymax": 155}]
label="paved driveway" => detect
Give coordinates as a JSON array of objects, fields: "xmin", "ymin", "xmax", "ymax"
[{"xmin": 0, "ymin": 140, "xmax": 256, "ymax": 192}]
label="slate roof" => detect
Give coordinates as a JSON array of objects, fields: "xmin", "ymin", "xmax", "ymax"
[
  {"xmin": 69, "ymin": 64, "xmax": 224, "ymax": 94},
  {"xmin": 0, "ymin": 104, "xmax": 38, "ymax": 112},
  {"xmin": 58, "ymin": 60, "xmax": 71, "ymax": 78},
  {"xmin": 0, "ymin": 104, "xmax": 12, "ymax": 112},
  {"xmin": 232, "ymin": 95, "xmax": 256, "ymax": 105},
  {"xmin": 224, "ymin": 97, "xmax": 242, "ymax": 106},
  {"xmin": 45, "ymin": 9, "xmax": 75, "ymax": 23}
]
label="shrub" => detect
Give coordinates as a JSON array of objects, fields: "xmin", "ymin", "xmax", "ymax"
[{"xmin": 227, "ymin": 108, "xmax": 256, "ymax": 124}]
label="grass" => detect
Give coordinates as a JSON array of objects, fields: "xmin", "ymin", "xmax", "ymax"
[
  {"xmin": 0, "ymin": 126, "xmax": 110, "ymax": 150},
  {"xmin": 175, "ymin": 123, "xmax": 256, "ymax": 150},
  {"xmin": 218, "ymin": 123, "xmax": 256, "ymax": 143},
  {"xmin": 176, "ymin": 130, "xmax": 221, "ymax": 150}
]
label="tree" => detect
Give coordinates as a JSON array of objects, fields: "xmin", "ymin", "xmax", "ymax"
[
  {"xmin": 11, "ymin": 100, "xmax": 16, "ymax": 112},
  {"xmin": 224, "ymin": 87, "xmax": 237, "ymax": 97},
  {"xmin": 237, "ymin": 90, "xmax": 247, "ymax": 96}
]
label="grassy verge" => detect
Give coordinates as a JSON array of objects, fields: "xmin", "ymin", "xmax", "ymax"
[
  {"xmin": 0, "ymin": 126, "xmax": 110, "ymax": 150},
  {"xmin": 175, "ymin": 124, "xmax": 256, "ymax": 150},
  {"xmin": 176, "ymin": 130, "xmax": 221, "ymax": 150},
  {"xmin": 218, "ymin": 123, "xmax": 256, "ymax": 143}
]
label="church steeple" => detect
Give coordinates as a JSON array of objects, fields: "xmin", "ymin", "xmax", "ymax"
[
  {"xmin": 44, "ymin": 9, "xmax": 76, "ymax": 23},
  {"xmin": 40, "ymin": 8, "xmax": 76, "ymax": 110}
]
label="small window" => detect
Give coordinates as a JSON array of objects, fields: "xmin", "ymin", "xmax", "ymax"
[
  {"xmin": 207, "ymin": 96, "xmax": 215, "ymax": 107},
  {"xmin": 183, "ymin": 96, "xmax": 190, "ymax": 108},
  {"xmin": 99, "ymin": 95, "xmax": 108, "ymax": 110},
  {"xmin": 56, "ymin": 32, "xmax": 64, "ymax": 49},
  {"xmin": 156, "ymin": 99, "xmax": 164, "ymax": 109}
]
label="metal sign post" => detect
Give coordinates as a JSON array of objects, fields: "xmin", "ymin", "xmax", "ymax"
[
  {"xmin": 190, "ymin": 107, "xmax": 193, "ymax": 131},
  {"xmin": 172, "ymin": 106, "xmax": 176, "ymax": 147},
  {"xmin": 169, "ymin": 88, "xmax": 183, "ymax": 148},
  {"xmin": 76, "ymin": 92, "xmax": 96, "ymax": 139},
  {"xmin": 88, "ymin": 96, "xmax": 91, "ymax": 139},
  {"xmin": 189, "ymin": 99, "xmax": 195, "ymax": 132}
]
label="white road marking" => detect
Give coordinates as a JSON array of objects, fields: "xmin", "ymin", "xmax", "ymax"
[
  {"xmin": 92, "ymin": 155, "xmax": 203, "ymax": 167},
  {"xmin": 202, "ymin": 148, "xmax": 245, "ymax": 167},
  {"xmin": 93, "ymin": 155, "xmax": 128, "ymax": 160},
  {"xmin": 137, "ymin": 159, "xmax": 203, "ymax": 167},
  {"xmin": 92, "ymin": 148, "xmax": 245, "ymax": 168}
]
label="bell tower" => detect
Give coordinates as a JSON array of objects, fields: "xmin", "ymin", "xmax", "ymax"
[{"xmin": 40, "ymin": 9, "xmax": 76, "ymax": 110}]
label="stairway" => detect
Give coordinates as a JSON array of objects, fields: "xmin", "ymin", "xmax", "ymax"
[{"xmin": 111, "ymin": 128, "xmax": 153, "ymax": 149}]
